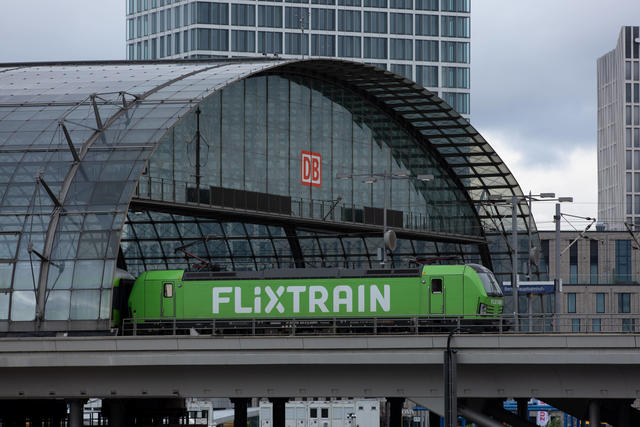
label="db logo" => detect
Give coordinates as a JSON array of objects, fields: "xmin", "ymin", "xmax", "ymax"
[{"xmin": 301, "ymin": 151, "xmax": 321, "ymax": 187}]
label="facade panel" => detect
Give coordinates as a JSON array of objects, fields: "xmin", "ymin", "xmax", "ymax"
[{"xmin": 125, "ymin": 0, "xmax": 472, "ymax": 117}]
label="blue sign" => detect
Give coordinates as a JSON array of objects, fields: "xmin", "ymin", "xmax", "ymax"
[{"xmin": 502, "ymin": 281, "xmax": 555, "ymax": 295}]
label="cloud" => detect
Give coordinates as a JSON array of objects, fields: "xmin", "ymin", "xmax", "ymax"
[
  {"xmin": 481, "ymin": 128, "xmax": 597, "ymax": 231},
  {"xmin": 471, "ymin": 0, "xmax": 640, "ymax": 167}
]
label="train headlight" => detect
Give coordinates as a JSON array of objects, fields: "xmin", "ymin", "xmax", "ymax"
[{"xmin": 478, "ymin": 303, "xmax": 487, "ymax": 315}]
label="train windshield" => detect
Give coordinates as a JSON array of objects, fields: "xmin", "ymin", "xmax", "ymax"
[{"xmin": 468, "ymin": 264, "xmax": 503, "ymax": 297}]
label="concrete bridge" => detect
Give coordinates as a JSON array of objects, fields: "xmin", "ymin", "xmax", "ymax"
[{"xmin": 1, "ymin": 334, "xmax": 639, "ymax": 426}]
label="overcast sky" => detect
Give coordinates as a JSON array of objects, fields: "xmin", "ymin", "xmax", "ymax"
[{"xmin": 1, "ymin": 0, "xmax": 639, "ymax": 230}]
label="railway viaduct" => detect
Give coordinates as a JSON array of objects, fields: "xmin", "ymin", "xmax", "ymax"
[{"xmin": 1, "ymin": 333, "xmax": 639, "ymax": 426}]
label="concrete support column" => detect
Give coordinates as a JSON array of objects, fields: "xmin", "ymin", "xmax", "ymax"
[
  {"xmin": 588, "ymin": 401, "xmax": 600, "ymax": 427},
  {"xmin": 271, "ymin": 398, "xmax": 287, "ymax": 427},
  {"xmin": 388, "ymin": 397, "xmax": 403, "ymax": 427},
  {"xmin": 429, "ymin": 410, "xmax": 441, "ymax": 427},
  {"xmin": 69, "ymin": 400, "xmax": 83, "ymax": 427},
  {"xmin": 516, "ymin": 398, "xmax": 528, "ymax": 421},
  {"xmin": 618, "ymin": 403, "xmax": 631, "ymax": 427},
  {"xmin": 231, "ymin": 398, "xmax": 250, "ymax": 427},
  {"xmin": 108, "ymin": 400, "xmax": 126, "ymax": 427}
]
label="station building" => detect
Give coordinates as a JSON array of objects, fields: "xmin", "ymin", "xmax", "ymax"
[{"xmin": 0, "ymin": 59, "xmax": 537, "ymax": 333}]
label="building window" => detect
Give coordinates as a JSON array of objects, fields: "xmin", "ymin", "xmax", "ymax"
[
  {"xmin": 592, "ymin": 318, "xmax": 601, "ymax": 332},
  {"xmin": 231, "ymin": 30, "xmax": 255, "ymax": 52},
  {"xmin": 442, "ymin": 92, "xmax": 469, "ymax": 115},
  {"xmin": 197, "ymin": 2, "xmax": 229, "ymax": 25},
  {"xmin": 339, "ymin": 0, "xmax": 361, "ymax": 5},
  {"xmin": 258, "ymin": 6, "xmax": 283, "ymax": 28},
  {"xmin": 390, "ymin": 0, "xmax": 411, "ymax": 9},
  {"xmin": 363, "ymin": 11, "xmax": 387, "ymax": 33},
  {"xmin": 571, "ymin": 318, "xmax": 580, "ymax": 332},
  {"xmin": 442, "ymin": 66, "xmax": 469, "ymax": 89},
  {"xmin": 569, "ymin": 242, "xmax": 578, "ymax": 284},
  {"xmin": 232, "ymin": 4, "xmax": 256, "ymax": 26},
  {"xmin": 596, "ymin": 293, "xmax": 605, "ymax": 314},
  {"xmin": 311, "ymin": 34, "xmax": 335, "ymax": 56},
  {"xmin": 285, "ymin": 7, "xmax": 309, "ymax": 29},
  {"xmin": 567, "ymin": 293, "xmax": 576, "ymax": 313},
  {"xmin": 338, "ymin": 36, "xmax": 361, "ymax": 58},
  {"xmin": 338, "ymin": 10, "xmax": 361, "ymax": 32},
  {"xmin": 415, "ymin": 0, "xmax": 438, "ymax": 10},
  {"xmin": 622, "ymin": 318, "xmax": 635, "ymax": 333},
  {"xmin": 618, "ymin": 293, "xmax": 631, "ymax": 313},
  {"xmin": 390, "ymin": 63, "xmax": 411, "ymax": 80},
  {"xmin": 441, "ymin": 0, "xmax": 469, "ymax": 12},
  {"xmin": 441, "ymin": 16, "xmax": 469, "ymax": 38},
  {"xmin": 441, "ymin": 41, "xmax": 469, "ymax": 63},
  {"xmin": 390, "ymin": 13, "xmax": 412, "ymax": 35},
  {"xmin": 285, "ymin": 33, "xmax": 309, "ymax": 54},
  {"xmin": 363, "ymin": 37, "xmax": 387, "ymax": 59},
  {"xmin": 258, "ymin": 32, "xmax": 283, "ymax": 53},
  {"xmin": 389, "ymin": 39, "xmax": 412, "ymax": 60},
  {"xmin": 197, "ymin": 29, "xmax": 229, "ymax": 51},
  {"xmin": 615, "ymin": 240, "xmax": 631, "ymax": 282},
  {"xmin": 416, "ymin": 65, "xmax": 437, "ymax": 87},
  {"xmin": 364, "ymin": 0, "xmax": 387, "ymax": 7},
  {"xmin": 415, "ymin": 40, "xmax": 438, "ymax": 61},
  {"xmin": 415, "ymin": 14, "xmax": 438, "ymax": 36},
  {"xmin": 311, "ymin": 9, "xmax": 335, "ymax": 31},
  {"xmin": 540, "ymin": 239, "xmax": 550, "ymax": 275}
]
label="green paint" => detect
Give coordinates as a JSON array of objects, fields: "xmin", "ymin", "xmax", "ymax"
[{"xmin": 127, "ymin": 264, "xmax": 504, "ymax": 320}]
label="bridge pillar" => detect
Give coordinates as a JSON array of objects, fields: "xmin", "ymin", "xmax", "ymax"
[
  {"xmin": 270, "ymin": 397, "xmax": 287, "ymax": 427},
  {"xmin": 69, "ymin": 399, "xmax": 83, "ymax": 427},
  {"xmin": 516, "ymin": 398, "xmax": 528, "ymax": 421},
  {"xmin": 388, "ymin": 397, "xmax": 403, "ymax": 427},
  {"xmin": 588, "ymin": 400, "xmax": 600, "ymax": 427},
  {"xmin": 231, "ymin": 398, "xmax": 250, "ymax": 427}
]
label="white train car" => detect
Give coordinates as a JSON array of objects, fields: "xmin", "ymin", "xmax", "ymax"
[{"xmin": 259, "ymin": 399, "xmax": 380, "ymax": 427}]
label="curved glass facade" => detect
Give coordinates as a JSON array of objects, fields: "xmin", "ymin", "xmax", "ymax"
[
  {"xmin": 0, "ymin": 59, "xmax": 538, "ymax": 332},
  {"xmin": 141, "ymin": 73, "xmax": 478, "ymax": 236}
]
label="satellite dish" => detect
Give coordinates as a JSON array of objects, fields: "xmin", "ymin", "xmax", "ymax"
[{"xmin": 384, "ymin": 230, "xmax": 397, "ymax": 251}]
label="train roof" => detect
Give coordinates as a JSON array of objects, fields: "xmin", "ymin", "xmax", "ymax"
[{"xmin": 182, "ymin": 267, "xmax": 423, "ymax": 281}]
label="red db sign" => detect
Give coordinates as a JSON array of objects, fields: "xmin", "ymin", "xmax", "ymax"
[{"xmin": 301, "ymin": 151, "xmax": 321, "ymax": 187}]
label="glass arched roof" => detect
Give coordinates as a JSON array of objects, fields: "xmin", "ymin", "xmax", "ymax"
[{"xmin": 0, "ymin": 59, "xmax": 533, "ymax": 331}]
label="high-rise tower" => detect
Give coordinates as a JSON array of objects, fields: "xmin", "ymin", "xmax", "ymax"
[
  {"xmin": 597, "ymin": 26, "xmax": 640, "ymax": 230},
  {"xmin": 125, "ymin": 0, "xmax": 471, "ymax": 116}
]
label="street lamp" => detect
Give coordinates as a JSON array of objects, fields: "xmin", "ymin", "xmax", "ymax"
[
  {"xmin": 337, "ymin": 170, "xmax": 434, "ymax": 267},
  {"xmin": 488, "ymin": 193, "xmax": 572, "ymax": 329}
]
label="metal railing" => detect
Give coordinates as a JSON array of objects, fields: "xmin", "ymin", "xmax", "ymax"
[
  {"xmin": 133, "ymin": 175, "xmax": 482, "ymax": 236},
  {"xmin": 120, "ymin": 314, "xmax": 640, "ymax": 337}
]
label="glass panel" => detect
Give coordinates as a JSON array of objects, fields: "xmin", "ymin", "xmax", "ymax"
[
  {"xmin": 44, "ymin": 290, "xmax": 71, "ymax": 320},
  {"xmin": 0, "ymin": 263, "xmax": 13, "ymax": 289},
  {"xmin": 0, "ymin": 292, "xmax": 9, "ymax": 319},
  {"xmin": 70, "ymin": 290, "xmax": 101, "ymax": 320},
  {"xmin": 10, "ymin": 290, "xmax": 36, "ymax": 321},
  {"xmin": 73, "ymin": 260, "xmax": 104, "ymax": 289}
]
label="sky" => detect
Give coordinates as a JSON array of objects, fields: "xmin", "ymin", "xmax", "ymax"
[{"xmin": 1, "ymin": 1, "xmax": 639, "ymax": 230}]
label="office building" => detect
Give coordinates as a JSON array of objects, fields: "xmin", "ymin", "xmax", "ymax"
[
  {"xmin": 597, "ymin": 26, "xmax": 640, "ymax": 230},
  {"xmin": 125, "ymin": 0, "xmax": 471, "ymax": 116}
]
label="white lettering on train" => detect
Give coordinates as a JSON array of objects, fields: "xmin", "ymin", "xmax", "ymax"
[{"xmin": 212, "ymin": 284, "xmax": 391, "ymax": 314}]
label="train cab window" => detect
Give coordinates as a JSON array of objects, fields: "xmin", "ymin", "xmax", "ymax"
[
  {"xmin": 431, "ymin": 278, "xmax": 442, "ymax": 293},
  {"xmin": 321, "ymin": 408, "xmax": 329, "ymax": 418},
  {"xmin": 163, "ymin": 283, "xmax": 173, "ymax": 298}
]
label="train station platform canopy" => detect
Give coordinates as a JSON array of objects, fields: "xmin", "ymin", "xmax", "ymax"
[{"xmin": 0, "ymin": 59, "xmax": 533, "ymax": 332}]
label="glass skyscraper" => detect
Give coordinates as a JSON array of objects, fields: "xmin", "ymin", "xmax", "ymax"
[
  {"xmin": 125, "ymin": 0, "xmax": 471, "ymax": 116},
  {"xmin": 598, "ymin": 26, "xmax": 640, "ymax": 230}
]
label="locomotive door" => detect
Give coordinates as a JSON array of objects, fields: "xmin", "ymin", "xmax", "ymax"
[
  {"xmin": 429, "ymin": 277, "xmax": 444, "ymax": 314},
  {"xmin": 161, "ymin": 282, "xmax": 175, "ymax": 317}
]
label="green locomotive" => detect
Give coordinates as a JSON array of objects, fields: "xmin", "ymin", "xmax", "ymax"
[{"xmin": 119, "ymin": 264, "xmax": 503, "ymax": 330}]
